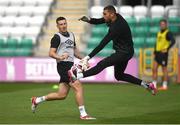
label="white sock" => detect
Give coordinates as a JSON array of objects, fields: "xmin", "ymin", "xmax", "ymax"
[
  {"xmin": 78, "ymin": 105, "xmax": 88, "ymax": 117},
  {"xmin": 162, "ymin": 81, "xmax": 168, "ymax": 88},
  {"xmin": 77, "ymin": 73, "xmax": 83, "ymax": 79},
  {"xmin": 152, "ymin": 80, "xmax": 157, "ymax": 88},
  {"xmin": 35, "ymin": 96, "xmax": 46, "ymax": 104},
  {"xmin": 141, "ymin": 81, "xmax": 148, "ymax": 89}
]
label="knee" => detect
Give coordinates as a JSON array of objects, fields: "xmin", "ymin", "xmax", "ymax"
[
  {"xmin": 114, "ymin": 73, "xmax": 123, "ymax": 81},
  {"xmin": 72, "ymin": 83, "xmax": 83, "ymax": 94},
  {"xmin": 57, "ymin": 93, "xmax": 67, "ymax": 100}
]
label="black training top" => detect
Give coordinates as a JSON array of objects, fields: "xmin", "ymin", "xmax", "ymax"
[{"xmin": 88, "ymin": 13, "xmax": 134, "ymax": 58}]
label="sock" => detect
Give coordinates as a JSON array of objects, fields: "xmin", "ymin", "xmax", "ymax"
[
  {"xmin": 35, "ymin": 96, "xmax": 46, "ymax": 104},
  {"xmin": 152, "ymin": 80, "xmax": 157, "ymax": 88},
  {"xmin": 77, "ymin": 72, "xmax": 83, "ymax": 79},
  {"xmin": 79, "ymin": 105, "xmax": 88, "ymax": 117},
  {"xmin": 141, "ymin": 81, "xmax": 149, "ymax": 89},
  {"xmin": 162, "ymin": 81, "xmax": 168, "ymax": 88}
]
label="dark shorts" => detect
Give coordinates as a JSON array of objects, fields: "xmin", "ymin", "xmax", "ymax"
[
  {"xmin": 154, "ymin": 52, "xmax": 168, "ymax": 67},
  {"xmin": 57, "ymin": 61, "xmax": 74, "ymax": 83}
]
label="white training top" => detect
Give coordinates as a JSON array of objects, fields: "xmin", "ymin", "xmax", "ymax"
[{"xmin": 55, "ymin": 32, "xmax": 75, "ymax": 63}]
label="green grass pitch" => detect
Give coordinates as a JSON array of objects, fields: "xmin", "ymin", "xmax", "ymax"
[{"xmin": 0, "ymin": 82, "xmax": 180, "ymax": 124}]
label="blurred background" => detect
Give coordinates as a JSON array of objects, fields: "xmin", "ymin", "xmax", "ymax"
[{"xmin": 0, "ymin": 0, "xmax": 179, "ymax": 83}]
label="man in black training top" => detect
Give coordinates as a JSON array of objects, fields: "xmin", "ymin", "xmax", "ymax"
[{"xmin": 69, "ymin": 5, "xmax": 157, "ymax": 95}]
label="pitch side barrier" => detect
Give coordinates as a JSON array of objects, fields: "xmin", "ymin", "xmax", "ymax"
[
  {"xmin": 0, "ymin": 57, "xmax": 138, "ymax": 83},
  {"xmin": 139, "ymin": 48, "xmax": 178, "ymax": 77}
]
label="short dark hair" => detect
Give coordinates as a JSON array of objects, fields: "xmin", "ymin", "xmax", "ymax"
[
  {"xmin": 104, "ymin": 5, "xmax": 116, "ymax": 13},
  {"xmin": 56, "ymin": 17, "xmax": 66, "ymax": 24},
  {"xmin": 160, "ymin": 19, "xmax": 167, "ymax": 24}
]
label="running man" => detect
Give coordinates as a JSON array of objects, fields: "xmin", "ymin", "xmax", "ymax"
[
  {"xmin": 31, "ymin": 17, "xmax": 95, "ymax": 120},
  {"xmin": 69, "ymin": 5, "xmax": 157, "ymax": 95}
]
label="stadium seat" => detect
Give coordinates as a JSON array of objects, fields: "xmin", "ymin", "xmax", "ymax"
[
  {"xmin": 0, "ymin": 26, "xmax": 11, "ymax": 37},
  {"xmin": 19, "ymin": 6, "xmax": 35, "ymax": 16},
  {"xmin": 16, "ymin": 48, "xmax": 33, "ymax": 56},
  {"xmin": 168, "ymin": 17, "xmax": 180, "ymax": 33},
  {"xmin": 151, "ymin": 17, "xmax": 163, "ymax": 26},
  {"xmin": 149, "ymin": 26, "xmax": 159, "ymax": 37},
  {"xmin": 0, "ymin": 0, "xmax": 52, "ymax": 57},
  {"xmin": 24, "ymin": 26, "xmax": 41, "ymax": 39},
  {"xmin": 9, "ymin": 0, "xmax": 23, "ymax": 6},
  {"xmin": 0, "ymin": 38, "xmax": 6, "ymax": 57},
  {"xmin": 2, "ymin": 48, "xmax": 15, "ymax": 57},
  {"xmin": 134, "ymin": 48, "xmax": 140, "ymax": 56},
  {"xmin": 165, "ymin": 5, "xmax": 179, "ymax": 17},
  {"xmin": 168, "ymin": 17, "xmax": 180, "ymax": 24},
  {"xmin": 169, "ymin": 25, "xmax": 179, "ymax": 34},
  {"xmin": 119, "ymin": 6, "xmax": 133, "ymax": 18},
  {"xmin": 6, "ymin": 38, "xmax": 18, "ymax": 48},
  {"xmin": 14, "ymin": 16, "xmax": 30, "ymax": 26},
  {"xmin": 29, "ymin": 16, "xmax": 45, "ymax": 26},
  {"xmin": 133, "ymin": 26, "xmax": 149, "ymax": 37},
  {"xmin": 151, "ymin": 5, "xmax": 165, "ymax": 18},
  {"xmin": 125, "ymin": 17, "xmax": 137, "ymax": 27},
  {"xmin": 0, "ymin": 6, "xmax": 7, "ymax": 16},
  {"xmin": 90, "ymin": 6, "xmax": 103, "ymax": 18},
  {"xmin": 88, "ymin": 37, "xmax": 102, "ymax": 48},
  {"xmin": 138, "ymin": 17, "xmax": 151, "ymax": 26},
  {"xmin": 0, "ymin": 0, "xmax": 9, "ymax": 6},
  {"xmin": 23, "ymin": 0, "xmax": 38, "ymax": 6},
  {"xmin": 145, "ymin": 37, "xmax": 156, "ymax": 47},
  {"xmin": 37, "ymin": 0, "xmax": 53, "ymax": 6},
  {"xmin": 85, "ymin": 46, "xmax": 113, "ymax": 57},
  {"xmin": 133, "ymin": 37, "xmax": 145, "ymax": 48},
  {"xmin": 32, "ymin": 6, "xmax": 50, "ymax": 16},
  {"xmin": 133, "ymin": 5, "xmax": 148, "ymax": 21},
  {"xmin": 105, "ymin": 41, "xmax": 113, "ymax": 49},
  {"xmin": 0, "ymin": 16, "xmax": 16, "ymax": 26},
  {"xmin": 0, "ymin": 38, "xmax": 6, "ymax": 48},
  {"xmin": 9, "ymin": 27, "xmax": 26, "ymax": 38},
  {"xmin": 20, "ymin": 38, "xmax": 34, "ymax": 49},
  {"xmin": 5, "ymin": 6, "xmax": 20, "ymax": 16},
  {"xmin": 91, "ymin": 26, "xmax": 107, "ymax": 37}
]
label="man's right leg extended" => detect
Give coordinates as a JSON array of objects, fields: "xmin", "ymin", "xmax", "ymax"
[{"xmin": 31, "ymin": 83, "xmax": 70, "ymax": 113}]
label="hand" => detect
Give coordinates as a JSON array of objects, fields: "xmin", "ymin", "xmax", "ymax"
[
  {"xmin": 78, "ymin": 16, "xmax": 90, "ymax": 22},
  {"xmin": 57, "ymin": 53, "xmax": 69, "ymax": 61},
  {"xmin": 79, "ymin": 56, "xmax": 90, "ymax": 71},
  {"xmin": 62, "ymin": 53, "xmax": 69, "ymax": 59},
  {"xmin": 78, "ymin": 60, "xmax": 90, "ymax": 71}
]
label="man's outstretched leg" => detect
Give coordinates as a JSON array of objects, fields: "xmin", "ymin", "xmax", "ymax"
[
  {"xmin": 114, "ymin": 63, "xmax": 157, "ymax": 95},
  {"xmin": 31, "ymin": 83, "xmax": 70, "ymax": 113}
]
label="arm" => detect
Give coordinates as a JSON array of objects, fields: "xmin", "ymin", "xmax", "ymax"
[
  {"xmin": 49, "ymin": 34, "xmax": 68, "ymax": 61},
  {"xmin": 49, "ymin": 48, "xmax": 68, "ymax": 61},
  {"xmin": 88, "ymin": 29, "xmax": 116, "ymax": 58},
  {"xmin": 74, "ymin": 47, "xmax": 84, "ymax": 60},
  {"xmin": 166, "ymin": 32, "xmax": 176, "ymax": 50},
  {"xmin": 89, "ymin": 18, "xmax": 105, "ymax": 24},
  {"xmin": 71, "ymin": 32, "xmax": 84, "ymax": 60},
  {"xmin": 79, "ymin": 16, "xmax": 105, "ymax": 24}
]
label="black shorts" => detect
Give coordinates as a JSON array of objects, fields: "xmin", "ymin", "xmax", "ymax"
[
  {"xmin": 154, "ymin": 52, "xmax": 168, "ymax": 67},
  {"xmin": 57, "ymin": 61, "xmax": 74, "ymax": 83}
]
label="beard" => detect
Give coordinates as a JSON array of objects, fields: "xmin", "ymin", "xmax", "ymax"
[{"xmin": 105, "ymin": 19, "xmax": 112, "ymax": 27}]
